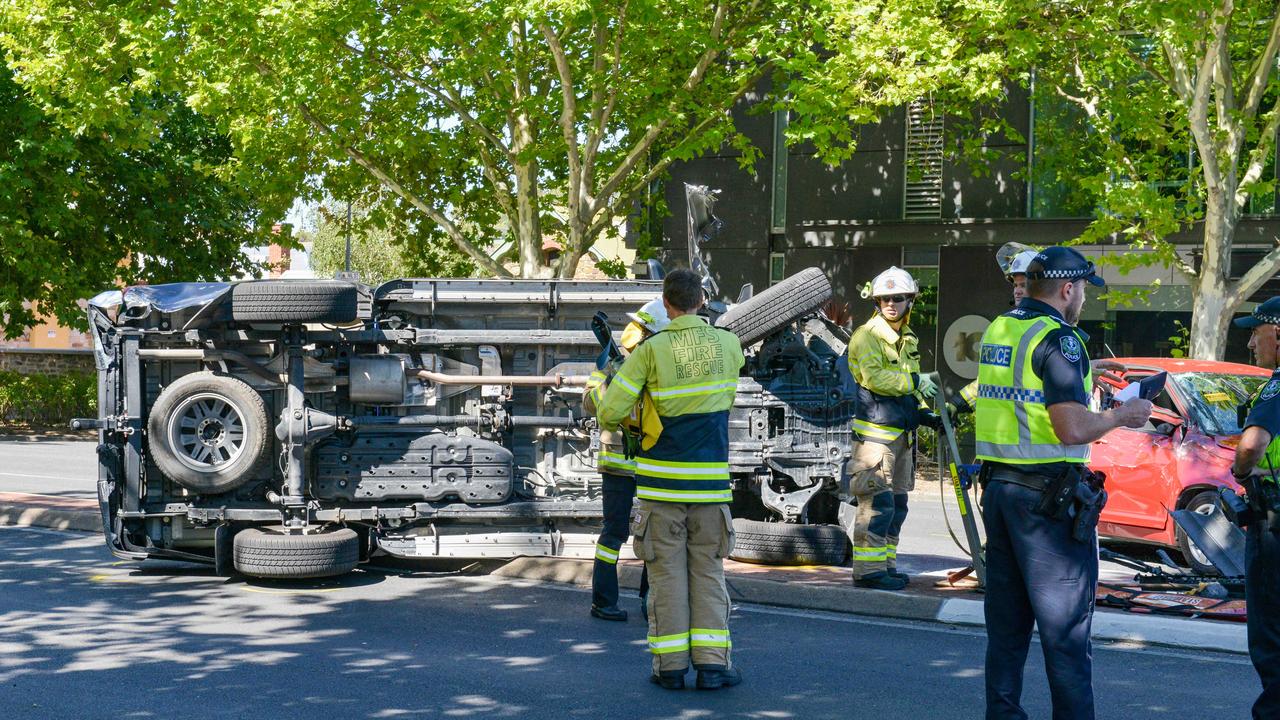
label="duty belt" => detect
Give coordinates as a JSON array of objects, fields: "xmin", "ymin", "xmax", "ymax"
[{"xmin": 986, "ymin": 467, "xmax": 1055, "ymax": 492}]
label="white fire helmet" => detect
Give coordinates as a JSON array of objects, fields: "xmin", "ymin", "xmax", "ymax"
[
  {"xmin": 996, "ymin": 242, "xmax": 1039, "ymax": 278},
  {"xmin": 867, "ymin": 266, "xmax": 918, "ymax": 298},
  {"xmin": 628, "ymin": 297, "xmax": 670, "ymax": 334}
]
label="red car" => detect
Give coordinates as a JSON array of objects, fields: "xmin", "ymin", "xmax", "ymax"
[{"xmin": 1090, "ymin": 358, "xmax": 1270, "ymax": 574}]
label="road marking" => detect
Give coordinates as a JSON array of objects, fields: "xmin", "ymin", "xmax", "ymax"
[
  {"xmin": 0, "ymin": 471, "xmax": 89, "ymax": 483},
  {"xmin": 0, "ymin": 525, "xmax": 91, "ymax": 538}
]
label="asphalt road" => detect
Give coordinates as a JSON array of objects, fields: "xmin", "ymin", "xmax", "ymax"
[{"xmin": 0, "ymin": 526, "xmax": 1254, "ymax": 719}]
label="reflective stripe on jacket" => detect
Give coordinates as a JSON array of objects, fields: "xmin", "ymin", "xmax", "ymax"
[
  {"xmin": 584, "ymin": 370, "xmax": 637, "ymax": 476},
  {"xmin": 974, "ymin": 313, "xmax": 1092, "ymax": 464},
  {"xmin": 598, "ymin": 315, "xmax": 745, "ymax": 503},
  {"xmin": 848, "ymin": 313, "xmax": 922, "ymax": 444}
]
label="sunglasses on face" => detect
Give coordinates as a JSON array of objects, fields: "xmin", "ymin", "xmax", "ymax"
[{"xmin": 878, "ymin": 295, "xmax": 912, "ymax": 304}]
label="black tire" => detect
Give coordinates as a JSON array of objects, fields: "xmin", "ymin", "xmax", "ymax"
[
  {"xmin": 146, "ymin": 372, "xmax": 269, "ymax": 494},
  {"xmin": 715, "ymin": 267, "xmax": 833, "ymax": 346},
  {"xmin": 1176, "ymin": 490, "xmax": 1223, "ymax": 576},
  {"xmin": 233, "ymin": 526, "xmax": 360, "ymax": 579},
  {"xmin": 729, "ymin": 518, "xmax": 850, "ymax": 566},
  {"xmin": 231, "ymin": 280, "xmax": 359, "ymax": 323}
]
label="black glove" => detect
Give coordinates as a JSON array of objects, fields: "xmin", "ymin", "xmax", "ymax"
[
  {"xmin": 949, "ymin": 401, "xmax": 971, "ymax": 416},
  {"xmin": 918, "ymin": 410, "xmax": 943, "ymax": 431}
]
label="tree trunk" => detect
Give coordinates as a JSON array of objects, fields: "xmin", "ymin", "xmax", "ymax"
[
  {"xmin": 1188, "ymin": 200, "xmax": 1238, "ymax": 360},
  {"xmin": 511, "ymin": 115, "xmax": 547, "ymax": 279}
]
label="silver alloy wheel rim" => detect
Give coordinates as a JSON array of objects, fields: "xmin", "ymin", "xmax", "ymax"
[
  {"xmin": 1187, "ymin": 501, "xmax": 1216, "ymax": 568},
  {"xmin": 167, "ymin": 392, "xmax": 246, "ymax": 472}
]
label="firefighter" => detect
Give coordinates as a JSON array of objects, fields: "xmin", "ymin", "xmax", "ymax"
[
  {"xmin": 1230, "ymin": 296, "xmax": 1280, "ymax": 719},
  {"xmin": 845, "ymin": 266, "xmax": 937, "ymax": 590},
  {"xmin": 597, "ymin": 268, "xmax": 745, "ymax": 690},
  {"xmin": 954, "ymin": 247, "xmax": 1040, "ymax": 414},
  {"xmin": 976, "ymin": 246, "xmax": 1151, "ymax": 720},
  {"xmin": 582, "ymin": 299, "xmax": 667, "ymax": 621}
]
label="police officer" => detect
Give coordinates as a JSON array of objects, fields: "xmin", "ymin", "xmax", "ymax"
[
  {"xmin": 597, "ymin": 268, "xmax": 745, "ymax": 690},
  {"xmin": 846, "ymin": 266, "xmax": 937, "ymax": 590},
  {"xmin": 975, "ymin": 246, "xmax": 1151, "ymax": 720},
  {"xmin": 1230, "ymin": 296, "xmax": 1280, "ymax": 718},
  {"xmin": 582, "ymin": 299, "xmax": 667, "ymax": 621}
]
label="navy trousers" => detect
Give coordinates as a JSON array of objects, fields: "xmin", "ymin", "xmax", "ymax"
[
  {"xmin": 982, "ymin": 480, "xmax": 1097, "ymax": 720},
  {"xmin": 1247, "ymin": 522, "xmax": 1280, "ymax": 719},
  {"xmin": 592, "ymin": 473, "xmax": 648, "ymax": 608}
]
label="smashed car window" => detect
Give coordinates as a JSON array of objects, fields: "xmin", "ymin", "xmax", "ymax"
[{"xmin": 1172, "ymin": 372, "xmax": 1267, "ymax": 435}]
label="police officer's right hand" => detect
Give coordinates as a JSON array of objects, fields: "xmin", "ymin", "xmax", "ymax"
[{"xmin": 1114, "ymin": 398, "xmax": 1154, "ymax": 428}]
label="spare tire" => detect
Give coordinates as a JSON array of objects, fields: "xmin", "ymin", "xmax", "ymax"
[
  {"xmin": 233, "ymin": 526, "xmax": 360, "ymax": 579},
  {"xmin": 729, "ymin": 518, "xmax": 849, "ymax": 566},
  {"xmin": 231, "ymin": 280, "xmax": 360, "ymax": 323},
  {"xmin": 715, "ymin": 267, "xmax": 832, "ymax": 346},
  {"xmin": 146, "ymin": 372, "xmax": 269, "ymax": 494}
]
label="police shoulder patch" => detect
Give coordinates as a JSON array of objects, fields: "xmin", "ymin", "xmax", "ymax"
[
  {"xmin": 1059, "ymin": 335, "xmax": 1083, "ymax": 363},
  {"xmin": 1261, "ymin": 378, "xmax": 1280, "ymax": 401}
]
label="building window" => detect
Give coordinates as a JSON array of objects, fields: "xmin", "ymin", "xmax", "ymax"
[{"xmin": 768, "ymin": 252, "xmax": 786, "ymax": 285}]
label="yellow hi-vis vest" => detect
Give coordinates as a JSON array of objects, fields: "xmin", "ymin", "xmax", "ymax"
[{"xmin": 974, "ymin": 313, "xmax": 1092, "ymax": 465}]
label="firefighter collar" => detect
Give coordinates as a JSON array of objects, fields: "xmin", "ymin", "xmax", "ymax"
[
  {"xmin": 665, "ymin": 314, "xmax": 709, "ymax": 332},
  {"xmin": 868, "ymin": 312, "xmax": 915, "ymax": 347}
]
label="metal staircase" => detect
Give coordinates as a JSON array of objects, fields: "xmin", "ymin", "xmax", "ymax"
[{"xmin": 903, "ymin": 99, "xmax": 944, "ymax": 219}]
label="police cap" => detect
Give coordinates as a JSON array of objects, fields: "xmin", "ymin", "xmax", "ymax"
[
  {"xmin": 1025, "ymin": 246, "xmax": 1105, "ymax": 287},
  {"xmin": 1234, "ymin": 296, "xmax": 1280, "ymax": 328}
]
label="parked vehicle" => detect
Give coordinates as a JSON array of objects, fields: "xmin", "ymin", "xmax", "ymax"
[{"xmin": 1089, "ymin": 358, "xmax": 1270, "ymax": 574}]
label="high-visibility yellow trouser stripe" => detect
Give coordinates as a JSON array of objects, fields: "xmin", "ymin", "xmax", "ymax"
[
  {"xmin": 690, "ymin": 628, "xmax": 731, "ymax": 648},
  {"xmin": 852, "ymin": 419, "xmax": 903, "ymax": 442},
  {"xmin": 648, "ymin": 632, "xmax": 691, "ymax": 654},
  {"xmin": 636, "ymin": 487, "xmax": 733, "ymax": 502},
  {"xmin": 853, "ymin": 546, "xmax": 888, "ymax": 561},
  {"xmin": 887, "ymin": 544, "xmax": 897, "ymax": 560},
  {"xmin": 595, "ymin": 544, "xmax": 619, "ymax": 564}
]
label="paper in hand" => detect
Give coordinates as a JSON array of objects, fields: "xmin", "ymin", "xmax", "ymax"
[{"xmin": 1113, "ymin": 371, "xmax": 1167, "ymax": 403}]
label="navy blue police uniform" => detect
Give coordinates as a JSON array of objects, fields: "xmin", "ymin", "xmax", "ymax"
[
  {"xmin": 975, "ymin": 246, "xmax": 1106, "ymax": 720},
  {"xmin": 1234, "ymin": 297, "xmax": 1280, "ymax": 719}
]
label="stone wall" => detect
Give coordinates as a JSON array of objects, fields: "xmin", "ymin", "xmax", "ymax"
[{"xmin": 0, "ymin": 349, "xmax": 95, "ymax": 376}]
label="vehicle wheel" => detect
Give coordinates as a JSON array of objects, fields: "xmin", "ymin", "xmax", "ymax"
[
  {"xmin": 146, "ymin": 372, "xmax": 269, "ymax": 495},
  {"xmin": 1177, "ymin": 490, "xmax": 1223, "ymax": 576},
  {"xmin": 715, "ymin": 267, "xmax": 833, "ymax": 346},
  {"xmin": 233, "ymin": 526, "xmax": 360, "ymax": 579},
  {"xmin": 230, "ymin": 280, "xmax": 360, "ymax": 324},
  {"xmin": 728, "ymin": 518, "xmax": 850, "ymax": 566}
]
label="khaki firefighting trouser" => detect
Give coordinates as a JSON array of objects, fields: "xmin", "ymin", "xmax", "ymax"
[
  {"xmin": 847, "ymin": 434, "xmax": 914, "ymax": 577},
  {"xmin": 631, "ymin": 499, "xmax": 735, "ymax": 674}
]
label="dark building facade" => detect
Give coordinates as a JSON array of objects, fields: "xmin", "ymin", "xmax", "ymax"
[{"xmin": 655, "ymin": 85, "xmax": 1280, "ymax": 373}]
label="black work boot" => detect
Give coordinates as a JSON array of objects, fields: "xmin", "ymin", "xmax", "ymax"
[
  {"xmin": 591, "ymin": 604, "xmax": 628, "ymax": 622},
  {"xmin": 887, "ymin": 568, "xmax": 910, "ymax": 582},
  {"xmin": 695, "ymin": 665, "xmax": 743, "ymax": 690},
  {"xmin": 650, "ymin": 669, "xmax": 687, "ymax": 690},
  {"xmin": 854, "ymin": 570, "xmax": 908, "ymax": 591}
]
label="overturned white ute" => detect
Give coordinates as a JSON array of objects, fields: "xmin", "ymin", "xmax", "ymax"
[{"xmin": 80, "ymin": 264, "xmax": 843, "ymax": 579}]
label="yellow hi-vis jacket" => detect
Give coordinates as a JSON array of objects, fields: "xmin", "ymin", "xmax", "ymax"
[
  {"xmin": 583, "ymin": 370, "xmax": 662, "ymax": 476},
  {"xmin": 598, "ymin": 314, "xmax": 745, "ymax": 503},
  {"xmin": 848, "ymin": 313, "xmax": 924, "ymax": 443}
]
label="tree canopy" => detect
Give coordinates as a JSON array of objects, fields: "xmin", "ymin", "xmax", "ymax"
[
  {"xmin": 0, "ymin": 67, "xmax": 290, "ymax": 336},
  {"xmin": 3, "ymin": 0, "xmax": 950, "ymax": 281},
  {"xmin": 307, "ymin": 199, "xmax": 474, "ymax": 286}
]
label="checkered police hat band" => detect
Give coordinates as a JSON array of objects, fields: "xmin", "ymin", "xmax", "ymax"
[{"xmin": 1255, "ymin": 313, "xmax": 1280, "ymax": 325}]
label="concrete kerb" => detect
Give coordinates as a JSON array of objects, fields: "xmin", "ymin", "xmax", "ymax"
[{"xmin": 0, "ymin": 500, "xmax": 1247, "ymax": 655}]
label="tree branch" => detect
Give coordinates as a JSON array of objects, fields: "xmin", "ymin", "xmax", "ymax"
[
  {"xmin": 1242, "ymin": 5, "xmax": 1280, "ymax": 122},
  {"xmin": 539, "ymin": 22, "xmax": 584, "ymax": 230},
  {"xmin": 592, "ymin": 2, "xmax": 733, "ymax": 213},
  {"xmin": 297, "ymin": 102, "xmax": 512, "ymax": 278},
  {"xmin": 1231, "ymin": 240, "xmax": 1280, "ymax": 305},
  {"xmin": 340, "ymin": 40, "xmax": 514, "ymax": 163},
  {"xmin": 1236, "ymin": 94, "xmax": 1280, "ymax": 210},
  {"xmin": 1163, "ymin": 41, "xmax": 1195, "ymax": 102},
  {"xmin": 583, "ymin": 0, "xmax": 628, "ymax": 194}
]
